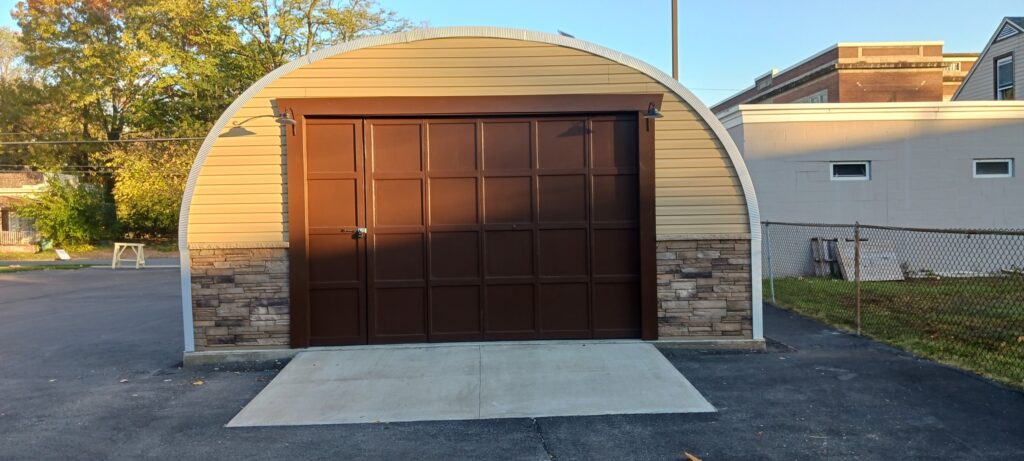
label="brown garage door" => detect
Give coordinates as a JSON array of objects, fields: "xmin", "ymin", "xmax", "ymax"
[{"xmin": 295, "ymin": 114, "xmax": 643, "ymax": 346}]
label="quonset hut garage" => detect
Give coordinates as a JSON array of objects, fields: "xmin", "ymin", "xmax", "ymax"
[{"xmin": 179, "ymin": 27, "xmax": 762, "ymax": 357}]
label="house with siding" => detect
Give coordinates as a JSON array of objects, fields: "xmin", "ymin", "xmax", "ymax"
[
  {"xmin": 178, "ymin": 27, "xmax": 764, "ymax": 362},
  {"xmin": 954, "ymin": 17, "xmax": 1024, "ymax": 101},
  {"xmin": 0, "ymin": 171, "xmax": 45, "ymax": 251}
]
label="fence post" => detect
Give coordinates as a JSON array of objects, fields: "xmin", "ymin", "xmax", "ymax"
[
  {"xmin": 854, "ymin": 221, "xmax": 862, "ymax": 336},
  {"xmin": 763, "ymin": 223, "xmax": 776, "ymax": 304}
]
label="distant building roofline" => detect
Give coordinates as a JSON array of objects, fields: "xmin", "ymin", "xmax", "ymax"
[
  {"xmin": 712, "ymin": 40, "xmax": 952, "ymax": 112},
  {"xmin": 720, "ymin": 101, "xmax": 1024, "ymax": 129},
  {"xmin": 943, "ymin": 52, "xmax": 981, "ymax": 58}
]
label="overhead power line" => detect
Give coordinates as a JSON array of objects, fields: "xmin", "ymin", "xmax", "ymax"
[{"xmin": 0, "ymin": 137, "xmax": 205, "ymax": 146}]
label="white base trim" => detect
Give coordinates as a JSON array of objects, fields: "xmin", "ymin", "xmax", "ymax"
[{"xmin": 183, "ymin": 338, "xmax": 766, "ymax": 366}]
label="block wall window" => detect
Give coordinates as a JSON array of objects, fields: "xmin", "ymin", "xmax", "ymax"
[
  {"xmin": 973, "ymin": 159, "xmax": 1014, "ymax": 178},
  {"xmin": 830, "ymin": 161, "xmax": 871, "ymax": 181},
  {"xmin": 995, "ymin": 55, "xmax": 1014, "ymax": 100},
  {"xmin": 796, "ymin": 89, "xmax": 829, "ymax": 104}
]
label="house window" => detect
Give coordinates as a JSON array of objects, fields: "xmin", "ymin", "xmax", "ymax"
[
  {"xmin": 830, "ymin": 162, "xmax": 870, "ymax": 181},
  {"xmin": 973, "ymin": 159, "xmax": 1013, "ymax": 178},
  {"xmin": 1, "ymin": 208, "xmax": 9, "ymax": 232},
  {"xmin": 996, "ymin": 55, "xmax": 1014, "ymax": 100}
]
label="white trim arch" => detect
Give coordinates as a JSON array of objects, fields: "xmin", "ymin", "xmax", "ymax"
[{"xmin": 177, "ymin": 27, "xmax": 763, "ymax": 352}]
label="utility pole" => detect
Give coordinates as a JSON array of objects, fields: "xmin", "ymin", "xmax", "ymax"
[{"xmin": 672, "ymin": 0, "xmax": 678, "ymax": 80}]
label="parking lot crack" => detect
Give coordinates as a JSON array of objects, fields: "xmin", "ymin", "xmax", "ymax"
[{"xmin": 531, "ymin": 418, "xmax": 556, "ymax": 460}]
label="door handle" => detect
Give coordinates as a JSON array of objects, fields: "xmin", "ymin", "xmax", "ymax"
[{"xmin": 342, "ymin": 227, "xmax": 368, "ymax": 238}]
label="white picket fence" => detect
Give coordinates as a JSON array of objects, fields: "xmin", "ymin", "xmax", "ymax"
[{"xmin": 0, "ymin": 230, "xmax": 39, "ymax": 246}]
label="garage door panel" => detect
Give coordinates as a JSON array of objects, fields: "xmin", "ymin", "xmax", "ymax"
[
  {"xmin": 308, "ymin": 234, "xmax": 361, "ymax": 283},
  {"xmin": 593, "ymin": 229, "xmax": 640, "ymax": 276},
  {"xmin": 373, "ymin": 233, "xmax": 425, "ymax": 281},
  {"xmin": 430, "ymin": 232, "xmax": 479, "ymax": 279},
  {"xmin": 592, "ymin": 118, "xmax": 638, "ymax": 169},
  {"xmin": 486, "ymin": 230, "xmax": 534, "ymax": 277},
  {"xmin": 428, "ymin": 122, "xmax": 477, "ymax": 171},
  {"xmin": 538, "ymin": 229, "xmax": 588, "ymax": 276},
  {"xmin": 306, "ymin": 121, "xmax": 358, "ymax": 173},
  {"xmin": 538, "ymin": 175, "xmax": 586, "ymax": 223},
  {"xmin": 485, "ymin": 284, "xmax": 536, "ymax": 336},
  {"xmin": 484, "ymin": 177, "xmax": 532, "ymax": 223},
  {"xmin": 309, "ymin": 289, "xmax": 363, "ymax": 345},
  {"xmin": 482, "ymin": 121, "xmax": 531, "ymax": 170},
  {"xmin": 375, "ymin": 179, "xmax": 424, "ymax": 226},
  {"xmin": 593, "ymin": 175, "xmax": 639, "ymax": 222},
  {"xmin": 373, "ymin": 287, "xmax": 427, "ymax": 340},
  {"xmin": 430, "ymin": 177, "xmax": 478, "ymax": 224},
  {"xmin": 537, "ymin": 119, "xmax": 586, "ymax": 169},
  {"xmin": 540, "ymin": 283, "xmax": 590, "ymax": 335},
  {"xmin": 371, "ymin": 123, "xmax": 422, "ymax": 172},
  {"xmin": 307, "ymin": 179, "xmax": 357, "ymax": 229},
  {"xmin": 431, "ymin": 286, "xmax": 482, "ymax": 337},
  {"xmin": 592, "ymin": 282, "xmax": 641, "ymax": 337}
]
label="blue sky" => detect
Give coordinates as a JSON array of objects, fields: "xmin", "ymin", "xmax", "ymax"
[{"xmin": 2, "ymin": 0, "xmax": 1019, "ymax": 105}]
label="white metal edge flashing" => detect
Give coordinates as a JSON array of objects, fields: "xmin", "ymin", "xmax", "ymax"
[
  {"xmin": 723, "ymin": 101, "xmax": 1024, "ymax": 126},
  {"xmin": 177, "ymin": 26, "xmax": 764, "ymax": 352},
  {"xmin": 836, "ymin": 40, "xmax": 944, "ymax": 47}
]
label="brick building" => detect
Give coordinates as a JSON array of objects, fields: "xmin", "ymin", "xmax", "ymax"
[{"xmin": 711, "ymin": 42, "xmax": 978, "ymax": 116}]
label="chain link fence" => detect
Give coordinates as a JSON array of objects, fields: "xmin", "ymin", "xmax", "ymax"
[{"xmin": 762, "ymin": 222, "xmax": 1024, "ymax": 389}]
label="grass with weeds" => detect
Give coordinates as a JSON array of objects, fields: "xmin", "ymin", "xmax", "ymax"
[
  {"xmin": 0, "ymin": 243, "xmax": 178, "ymax": 261},
  {"xmin": 768, "ymin": 276, "xmax": 1024, "ymax": 389},
  {"xmin": 0, "ymin": 264, "xmax": 93, "ymax": 273}
]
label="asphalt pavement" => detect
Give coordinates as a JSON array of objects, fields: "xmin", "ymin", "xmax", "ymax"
[{"xmin": 0, "ymin": 268, "xmax": 1021, "ymax": 460}]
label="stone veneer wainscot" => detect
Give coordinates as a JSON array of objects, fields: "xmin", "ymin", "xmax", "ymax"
[
  {"xmin": 656, "ymin": 239, "xmax": 753, "ymax": 339},
  {"xmin": 189, "ymin": 244, "xmax": 290, "ymax": 350}
]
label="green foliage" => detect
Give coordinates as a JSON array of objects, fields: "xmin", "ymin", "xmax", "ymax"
[
  {"xmin": 15, "ymin": 176, "xmax": 118, "ymax": 246},
  {"xmin": 4, "ymin": 0, "xmax": 416, "ymax": 239},
  {"xmin": 0, "ymin": 26, "xmax": 24, "ymax": 81},
  {"xmin": 13, "ymin": 0, "xmax": 245, "ymax": 140},
  {"xmin": 223, "ymin": 0, "xmax": 415, "ymax": 77},
  {"xmin": 97, "ymin": 143, "xmax": 193, "ymax": 238},
  {"xmin": 10, "ymin": 0, "xmax": 414, "ymax": 141}
]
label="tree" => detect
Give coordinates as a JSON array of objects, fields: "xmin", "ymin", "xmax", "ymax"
[
  {"xmin": 7, "ymin": 0, "xmax": 418, "ymax": 239},
  {"xmin": 15, "ymin": 175, "xmax": 117, "ymax": 246},
  {"xmin": 12, "ymin": 0, "xmax": 415, "ymax": 141},
  {"xmin": 224, "ymin": 0, "xmax": 415, "ymax": 77},
  {"xmin": 97, "ymin": 141, "xmax": 193, "ymax": 238},
  {"xmin": 13, "ymin": 0, "xmax": 246, "ymax": 141},
  {"xmin": 0, "ymin": 25, "xmax": 86, "ymax": 170},
  {"xmin": 0, "ymin": 26, "xmax": 25, "ymax": 83}
]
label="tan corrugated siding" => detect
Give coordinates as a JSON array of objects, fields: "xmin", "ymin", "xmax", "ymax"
[{"xmin": 188, "ymin": 37, "xmax": 748, "ymax": 243}]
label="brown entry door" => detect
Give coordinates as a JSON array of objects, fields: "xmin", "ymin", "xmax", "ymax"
[{"xmin": 362, "ymin": 115, "xmax": 642, "ymax": 344}]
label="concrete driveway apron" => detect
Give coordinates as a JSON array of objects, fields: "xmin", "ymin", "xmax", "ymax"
[{"xmin": 227, "ymin": 341, "xmax": 714, "ymax": 426}]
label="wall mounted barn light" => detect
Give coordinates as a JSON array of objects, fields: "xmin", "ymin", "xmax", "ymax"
[
  {"xmin": 643, "ymin": 103, "xmax": 664, "ymax": 119},
  {"xmin": 222, "ymin": 109, "xmax": 297, "ymax": 137},
  {"xmin": 276, "ymin": 108, "xmax": 297, "ymax": 126}
]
